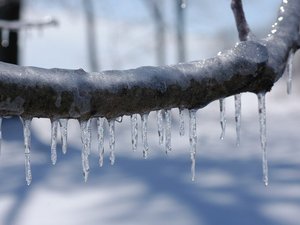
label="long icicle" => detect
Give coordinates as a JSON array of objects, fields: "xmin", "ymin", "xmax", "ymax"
[
  {"xmin": 50, "ymin": 119, "xmax": 58, "ymax": 165},
  {"xmin": 219, "ymin": 98, "xmax": 226, "ymax": 140},
  {"xmin": 80, "ymin": 119, "xmax": 91, "ymax": 182},
  {"xmin": 131, "ymin": 114, "xmax": 138, "ymax": 152},
  {"xmin": 156, "ymin": 110, "xmax": 164, "ymax": 145},
  {"xmin": 287, "ymin": 51, "xmax": 294, "ymax": 95},
  {"xmin": 189, "ymin": 109, "xmax": 197, "ymax": 181},
  {"xmin": 179, "ymin": 108, "xmax": 185, "ymax": 136},
  {"xmin": 97, "ymin": 117, "xmax": 105, "ymax": 167},
  {"xmin": 165, "ymin": 109, "xmax": 172, "ymax": 153},
  {"xmin": 141, "ymin": 113, "xmax": 149, "ymax": 159},
  {"xmin": 108, "ymin": 120, "xmax": 115, "ymax": 165},
  {"xmin": 21, "ymin": 117, "xmax": 33, "ymax": 185},
  {"xmin": 257, "ymin": 93, "xmax": 268, "ymax": 186},
  {"xmin": 234, "ymin": 94, "xmax": 242, "ymax": 147},
  {"xmin": 59, "ymin": 119, "xmax": 68, "ymax": 154}
]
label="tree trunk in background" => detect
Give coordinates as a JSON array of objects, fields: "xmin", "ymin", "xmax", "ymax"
[
  {"xmin": 176, "ymin": 0, "xmax": 186, "ymax": 63},
  {"xmin": 0, "ymin": 0, "xmax": 20, "ymax": 64}
]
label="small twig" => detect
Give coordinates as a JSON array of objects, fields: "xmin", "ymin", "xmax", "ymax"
[
  {"xmin": 0, "ymin": 17, "xmax": 58, "ymax": 32},
  {"xmin": 231, "ymin": 0, "xmax": 251, "ymax": 41}
]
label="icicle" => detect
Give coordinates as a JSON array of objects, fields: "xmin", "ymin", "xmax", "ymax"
[
  {"xmin": 234, "ymin": 94, "xmax": 242, "ymax": 147},
  {"xmin": 59, "ymin": 119, "xmax": 68, "ymax": 154},
  {"xmin": 179, "ymin": 108, "xmax": 185, "ymax": 136},
  {"xmin": 1, "ymin": 29, "xmax": 10, "ymax": 47},
  {"xmin": 189, "ymin": 109, "xmax": 197, "ymax": 181},
  {"xmin": 141, "ymin": 113, "xmax": 149, "ymax": 159},
  {"xmin": 20, "ymin": 117, "xmax": 33, "ymax": 186},
  {"xmin": 219, "ymin": 98, "xmax": 226, "ymax": 140},
  {"xmin": 287, "ymin": 51, "xmax": 294, "ymax": 95},
  {"xmin": 80, "ymin": 119, "xmax": 91, "ymax": 182},
  {"xmin": 130, "ymin": 114, "xmax": 138, "ymax": 152},
  {"xmin": 156, "ymin": 110, "xmax": 164, "ymax": 145},
  {"xmin": 257, "ymin": 93, "xmax": 268, "ymax": 186},
  {"xmin": 97, "ymin": 118, "xmax": 105, "ymax": 167},
  {"xmin": 165, "ymin": 109, "xmax": 172, "ymax": 153},
  {"xmin": 0, "ymin": 117, "xmax": 2, "ymax": 157},
  {"xmin": 50, "ymin": 119, "xmax": 58, "ymax": 165},
  {"xmin": 108, "ymin": 120, "xmax": 115, "ymax": 165},
  {"xmin": 87, "ymin": 119, "xmax": 92, "ymax": 155}
]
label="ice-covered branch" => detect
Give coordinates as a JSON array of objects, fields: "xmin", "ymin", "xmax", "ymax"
[
  {"xmin": 0, "ymin": 17, "xmax": 58, "ymax": 31},
  {"xmin": 231, "ymin": 0, "xmax": 251, "ymax": 41},
  {"xmin": 0, "ymin": 0, "xmax": 299, "ymax": 120}
]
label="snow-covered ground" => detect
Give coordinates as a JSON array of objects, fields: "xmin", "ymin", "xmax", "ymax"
[{"xmin": 1, "ymin": 1, "xmax": 300, "ymax": 225}]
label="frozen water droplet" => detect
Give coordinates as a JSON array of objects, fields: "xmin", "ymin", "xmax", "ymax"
[
  {"xmin": 234, "ymin": 94, "xmax": 242, "ymax": 147},
  {"xmin": 97, "ymin": 118, "xmax": 105, "ymax": 167},
  {"xmin": 179, "ymin": 109, "xmax": 185, "ymax": 136},
  {"xmin": 80, "ymin": 119, "xmax": 91, "ymax": 182},
  {"xmin": 180, "ymin": 0, "xmax": 187, "ymax": 8},
  {"xmin": 219, "ymin": 98, "xmax": 226, "ymax": 140},
  {"xmin": 50, "ymin": 119, "xmax": 58, "ymax": 165},
  {"xmin": 165, "ymin": 110, "xmax": 172, "ymax": 153},
  {"xmin": 257, "ymin": 93, "xmax": 268, "ymax": 186},
  {"xmin": 130, "ymin": 114, "xmax": 138, "ymax": 152},
  {"xmin": 141, "ymin": 113, "xmax": 149, "ymax": 159},
  {"xmin": 189, "ymin": 109, "xmax": 197, "ymax": 181},
  {"xmin": 287, "ymin": 51, "xmax": 294, "ymax": 95},
  {"xmin": 0, "ymin": 117, "xmax": 2, "ymax": 157},
  {"xmin": 1, "ymin": 29, "xmax": 10, "ymax": 47},
  {"xmin": 108, "ymin": 120, "xmax": 116, "ymax": 165},
  {"xmin": 156, "ymin": 110, "xmax": 164, "ymax": 145},
  {"xmin": 116, "ymin": 116, "xmax": 123, "ymax": 123},
  {"xmin": 59, "ymin": 119, "xmax": 68, "ymax": 154},
  {"xmin": 20, "ymin": 117, "xmax": 33, "ymax": 186}
]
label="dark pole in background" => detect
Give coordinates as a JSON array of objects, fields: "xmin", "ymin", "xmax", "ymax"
[
  {"xmin": 152, "ymin": 0, "xmax": 166, "ymax": 66},
  {"xmin": 83, "ymin": 0, "xmax": 100, "ymax": 72},
  {"xmin": 0, "ymin": 0, "xmax": 21, "ymax": 64}
]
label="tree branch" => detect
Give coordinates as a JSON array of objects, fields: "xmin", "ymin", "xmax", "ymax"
[
  {"xmin": 0, "ymin": 17, "xmax": 58, "ymax": 31},
  {"xmin": 231, "ymin": 0, "xmax": 251, "ymax": 41},
  {"xmin": 0, "ymin": 0, "xmax": 299, "ymax": 120}
]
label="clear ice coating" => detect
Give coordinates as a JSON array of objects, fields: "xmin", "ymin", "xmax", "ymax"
[
  {"xmin": 189, "ymin": 109, "xmax": 197, "ymax": 181},
  {"xmin": 219, "ymin": 98, "xmax": 226, "ymax": 140},
  {"xmin": 179, "ymin": 109, "xmax": 185, "ymax": 136},
  {"xmin": 59, "ymin": 119, "xmax": 68, "ymax": 154},
  {"xmin": 21, "ymin": 117, "xmax": 33, "ymax": 186},
  {"xmin": 257, "ymin": 93, "xmax": 268, "ymax": 186},
  {"xmin": 131, "ymin": 114, "xmax": 138, "ymax": 152},
  {"xmin": 1, "ymin": 29, "xmax": 10, "ymax": 47},
  {"xmin": 108, "ymin": 120, "xmax": 116, "ymax": 165},
  {"xmin": 234, "ymin": 94, "xmax": 242, "ymax": 147},
  {"xmin": 156, "ymin": 110, "xmax": 164, "ymax": 145},
  {"xmin": 165, "ymin": 110, "xmax": 172, "ymax": 153},
  {"xmin": 287, "ymin": 51, "xmax": 294, "ymax": 95},
  {"xmin": 50, "ymin": 119, "xmax": 58, "ymax": 165},
  {"xmin": 141, "ymin": 113, "xmax": 149, "ymax": 159},
  {"xmin": 0, "ymin": 117, "xmax": 2, "ymax": 157},
  {"xmin": 97, "ymin": 118, "xmax": 105, "ymax": 167},
  {"xmin": 80, "ymin": 119, "xmax": 91, "ymax": 182}
]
